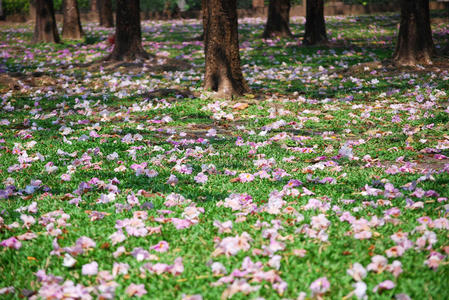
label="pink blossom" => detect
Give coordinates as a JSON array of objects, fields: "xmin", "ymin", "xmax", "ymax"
[
  {"xmin": 171, "ymin": 218, "xmax": 193, "ymax": 229},
  {"xmin": 239, "ymin": 173, "xmax": 255, "ymax": 183},
  {"xmin": 424, "ymin": 252, "xmax": 445, "ymax": 270},
  {"xmin": 387, "ymin": 260, "xmax": 403, "ymax": 277},
  {"xmin": 211, "ymin": 262, "xmax": 227, "ymax": 275},
  {"xmin": 61, "ymin": 173, "xmax": 71, "ymax": 181},
  {"xmin": 373, "ymin": 280, "xmax": 395, "ymax": 293},
  {"xmin": 213, "ymin": 220, "xmax": 233, "ymax": 234},
  {"xmin": 385, "ymin": 245, "xmax": 405, "ymax": 257},
  {"xmin": 150, "ymin": 241, "xmax": 169, "ymax": 253},
  {"xmin": 126, "ymin": 283, "xmax": 147, "ymax": 297},
  {"xmin": 169, "ymin": 257, "xmax": 184, "ymax": 275},
  {"xmin": 152, "ymin": 263, "xmax": 170, "ymax": 274},
  {"xmin": 310, "ymin": 277, "xmax": 330, "ymax": 296},
  {"xmin": 166, "ymin": 174, "xmax": 178, "ymax": 185},
  {"xmin": 213, "ymin": 232, "xmax": 252, "ymax": 256},
  {"xmin": 347, "ymin": 263, "xmax": 367, "ymax": 281},
  {"xmin": 352, "ymin": 281, "xmax": 367, "ymax": 299},
  {"xmin": 81, "ymin": 261, "xmax": 98, "ymax": 276},
  {"xmin": 0, "ymin": 237, "xmax": 22, "ymax": 249},
  {"xmin": 367, "ymin": 255, "xmax": 388, "ymax": 273},
  {"xmin": 194, "ymin": 172, "xmax": 208, "ymax": 184}
]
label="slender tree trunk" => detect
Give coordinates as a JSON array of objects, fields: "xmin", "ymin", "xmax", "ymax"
[
  {"xmin": 303, "ymin": 0, "xmax": 327, "ymax": 45},
  {"xmin": 33, "ymin": 0, "xmax": 60, "ymax": 43},
  {"xmin": 393, "ymin": 0, "xmax": 435, "ymax": 66},
  {"xmin": 196, "ymin": 0, "xmax": 206, "ymax": 40},
  {"xmin": 108, "ymin": 0, "xmax": 149, "ymax": 61},
  {"xmin": 30, "ymin": 0, "xmax": 37, "ymax": 22},
  {"xmin": 90, "ymin": 0, "xmax": 97, "ymax": 12},
  {"xmin": 0, "ymin": 0, "xmax": 4, "ymax": 21},
  {"xmin": 98, "ymin": 0, "xmax": 114, "ymax": 27},
  {"xmin": 263, "ymin": 0, "xmax": 292, "ymax": 38},
  {"xmin": 62, "ymin": 0, "xmax": 84, "ymax": 39},
  {"xmin": 203, "ymin": 0, "xmax": 249, "ymax": 97}
]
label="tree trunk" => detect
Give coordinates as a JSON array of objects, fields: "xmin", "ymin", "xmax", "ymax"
[
  {"xmin": 393, "ymin": 0, "xmax": 435, "ymax": 66},
  {"xmin": 203, "ymin": 0, "xmax": 249, "ymax": 97},
  {"xmin": 90, "ymin": 0, "xmax": 97, "ymax": 12},
  {"xmin": 30, "ymin": 0, "xmax": 37, "ymax": 22},
  {"xmin": 263, "ymin": 0, "xmax": 292, "ymax": 38},
  {"xmin": 108, "ymin": 0, "xmax": 149, "ymax": 61},
  {"xmin": 196, "ymin": 0, "xmax": 206, "ymax": 40},
  {"xmin": 33, "ymin": 0, "xmax": 60, "ymax": 43},
  {"xmin": 62, "ymin": 0, "xmax": 84, "ymax": 40},
  {"xmin": 98, "ymin": 0, "xmax": 114, "ymax": 27},
  {"xmin": 0, "ymin": 0, "xmax": 4, "ymax": 21},
  {"xmin": 303, "ymin": 0, "xmax": 327, "ymax": 45}
]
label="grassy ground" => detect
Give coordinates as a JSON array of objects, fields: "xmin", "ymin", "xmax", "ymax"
[{"xmin": 0, "ymin": 12, "xmax": 449, "ymax": 300}]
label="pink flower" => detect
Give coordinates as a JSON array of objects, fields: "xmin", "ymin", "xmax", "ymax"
[
  {"xmin": 150, "ymin": 241, "xmax": 169, "ymax": 253},
  {"xmin": 385, "ymin": 245, "xmax": 405, "ymax": 258},
  {"xmin": 417, "ymin": 216, "xmax": 433, "ymax": 226},
  {"xmin": 424, "ymin": 252, "xmax": 445, "ymax": 270},
  {"xmin": 126, "ymin": 283, "xmax": 147, "ymax": 297},
  {"xmin": 310, "ymin": 277, "xmax": 330, "ymax": 296},
  {"xmin": 0, "ymin": 237, "xmax": 22, "ymax": 249},
  {"xmin": 239, "ymin": 173, "xmax": 254, "ymax": 183},
  {"xmin": 367, "ymin": 255, "xmax": 388, "ymax": 273},
  {"xmin": 387, "ymin": 260, "xmax": 403, "ymax": 277},
  {"xmin": 352, "ymin": 281, "xmax": 367, "ymax": 299},
  {"xmin": 166, "ymin": 174, "xmax": 178, "ymax": 185},
  {"xmin": 213, "ymin": 220, "xmax": 233, "ymax": 234},
  {"xmin": 109, "ymin": 230, "xmax": 126, "ymax": 245},
  {"xmin": 194, "ymin": 172, "xmax": 208, "ymax": 184},
  {"xmin": 169, "ymin": 257, "xmax": 184, "ymax": 276},
  {"xmin": 211, "ymin": 262, "xmax": 227, "ymax": 275},
  {"xmin": 206, "ymin": 128, "xmax": 217, "ymax": 137},
  {"xmin": 213, "ymin": 232, "xmax": 252, "ymax": 256},
  {"xmin": 373, "ymin": 280, "xmax": 395, "ymax": 293},
  {"xmin": 152, "ymin": 263, "xmax": 170, "ymax": 274},
  {"xmin": 347, "ymin": 263, "xmax": 367, "ymax": 281},
  {"xmin": 81, "ymin": 261, "xmax": 98, "ymax": 276},
  {"xmin": 76, "ymin": 236, "xmax": 96, "ymax": 249},
  {"xmin": 61, "ymin": 173, "xmax": 71, "ymax": 181},
  {"xmin": 171, "ymin": 218, "xmax": 193, "ymax": 229}
]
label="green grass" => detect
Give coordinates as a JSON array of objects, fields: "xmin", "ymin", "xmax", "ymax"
[{"xmin": 0, "ymin": 11, "xmax": 449, "ymax": 300}]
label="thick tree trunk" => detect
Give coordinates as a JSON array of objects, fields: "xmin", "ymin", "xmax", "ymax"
[
  {"xmin": 33, "ymin": 0, "xmax": 60, "ymax": 43},
  {"xmin": 203, "ymin": 0, "xmax": 249, "ymax": 97},
  {"xmin": 98, "ymin": 0, "xmax": 114, "ymax": 28},
  {"xmin": 263, "ymin": 0, "xmax": 292, "ymax": 38},
  {"xmin": 303, "ymin": 0, "xmax": 327, "ymax": 45},
  {"xmin": 108, "ymin": 0, "xmax": 149, "ymax": 61},
  {"xmin": 393, "ymin": 0, "xmax": 435, "ymax": 66},
  {"xmin": 62, "ymin": 0, "xmax": 84, "ymax": 40}
]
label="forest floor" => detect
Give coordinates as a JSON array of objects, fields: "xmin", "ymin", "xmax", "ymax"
[{"xmin": 0, "ymin": 12, "xmax": 449, "ymax": 300}]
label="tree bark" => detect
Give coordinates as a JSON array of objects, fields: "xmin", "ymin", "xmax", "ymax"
[
  {"xmin": 30, "ymin": 0, "xmax": 37, "ymax": 21},
  {"xmin": 90, "ymin": 0, "xmax": 98, "ymax": 12},
  {"xmin": 0, "ymin": 0, "xmax": 4, "ymax": 21},
  {"xmin": 108, "ymin": 0, "xmax": 149, "ymax": 61},
  {"xmin": 196, "ymin": 0, "xmax": 206, "ymax": 40},
  {"xmin": 263, "ymin": 0, "xmax": 292, "ymax": 38},
  {"xmin": 33, "ymin": 0, "xmax": 60, "ymax": 43},
  {"xmin": 98, "ymin": 0, "xmax": 114, "ymax": 28},
  {"xmin": 393, "ymin": 0, "xmax": 435, "ymax": 66},
  {"xmin": 62, "ymin": 0, "xmax": 84, "ymax": 40},
  {"xmin": 303, "ymin": 0, "xmax": 327, "ymax": 45},
  {"xmin": 203, "ymin": 0, "xmax": 249, "ymax": 97}
]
